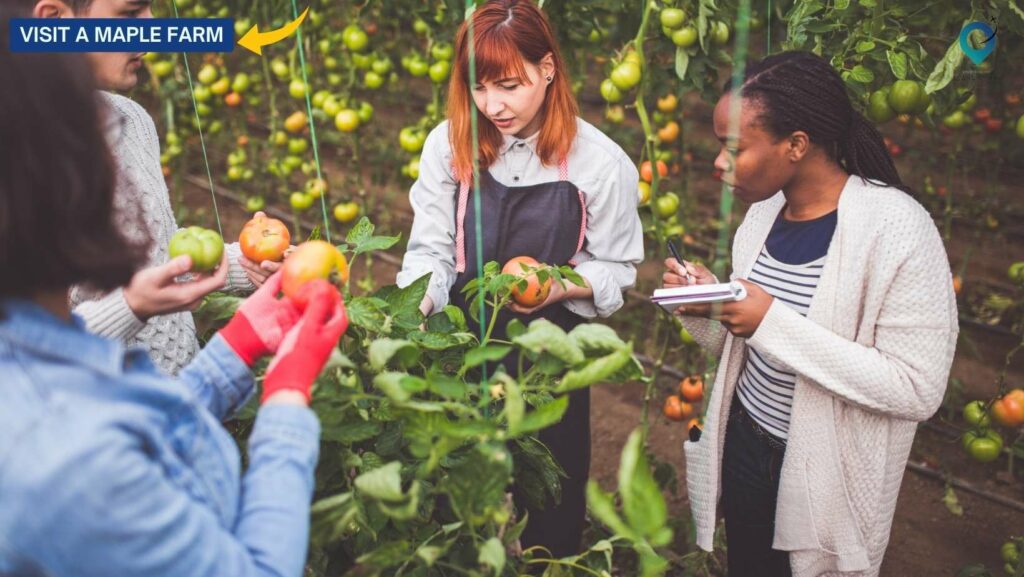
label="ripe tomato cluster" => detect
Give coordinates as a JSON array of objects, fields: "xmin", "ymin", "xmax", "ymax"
[{"xmin": 663, "ymin": 374, "xmax": 705, "ymax": 435}]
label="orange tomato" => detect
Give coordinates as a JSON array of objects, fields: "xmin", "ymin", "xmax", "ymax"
[
  {"xmin": 991, "ymin": 390, "xmax": 1024, "ymax": 427},
  {"xmin": 640, "ymin": 160, "xmax": 668, "ymax": 183},
  {"xmin": 952, "ymin": 275, "xmax": 962, "ymax": 296},
  {"xmin": 686, "ymin": 417, "xmax": 703, "ymax": 433},
  {"xmin": 502, "ymin": 256, "xmax": 552, "ymax": 307},
  {"xmin": 239, "ymin": 214, "xmax": 291, "ymax": 263},
  {"xmin": 658, "ymin": 121, "xmax": 680, "ymax": 144},
  {"xmin": 679, "ymin": 375, "xmax": 704, "ymax": 402},
  {"xmin": 224, "ymin": 92, "xmax": 242, "ymax": 107},
  {"xmin": 663, "ymin": 395, "xmax": 695, "ymax": 421},
  {"xmin": 281, "ymin": 240, "xmax": 349, "ymax": 306}
]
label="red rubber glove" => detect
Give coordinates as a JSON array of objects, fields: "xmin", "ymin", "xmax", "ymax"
[
  {"xmin": 219, "ymin": 272, "xmax": 301, "ymax": 366},
  {"xmin": 261, "ymin": 280, "xmax": 348, "ymax": 404}
]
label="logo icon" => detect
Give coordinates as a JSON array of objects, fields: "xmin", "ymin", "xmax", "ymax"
[{"xmin": 960, "ymin": 22, "xmax": 997, "ymax": 65}]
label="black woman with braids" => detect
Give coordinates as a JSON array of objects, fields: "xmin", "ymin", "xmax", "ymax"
[{"xmin": 663, "ymin": 51, "xmax": 958, "ymax": 577}]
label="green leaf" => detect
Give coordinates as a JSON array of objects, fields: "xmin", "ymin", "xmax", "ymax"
[
  {"xmin": 322, "ymin": 349, "xmax": 356, "ymax": 371},
  {"xmin": 886, "ymin": 50, "xmax": 908, "ymax": 80},
  {"xmin": 425, "ymin": 372, "xmax": 467, "ymax": 399},
  {"xmin": 465, "ymin": 345, "xmax": 513, "ymax": 368},
  {"xmin": 345, "ymin": 216, "xmax": 401, "ymax": 256},
  {"xmin": 618, "ymin": 429, "xmax": 668, "ymax": 540},
  {"xmin": 557, "ymin": 346, "xmax": 635, "ymax": 392},
  {"xmin": 955, "ymin": 564, "xmax": 995, "ymax": 577},
  {"xmin": 442, "ymin": 444, "xmax": 512, "ymax": 526},
  {"xmin": 508, "ymin": 395, "xmax": 568, "ymax": 437},
  {"xmin": 417, "ymin": 545, "xmax": 443, "ymax": 567},
  {"xmin": 835, "ymin": 0, "xmax": 850, "ymax": 9},
  {"xmin": 512, "ymin": 320, "xmax": 584, "ymax": 366},
  {"xmin": 369, "ymin": 339, "xmax": 421, "ymax": 371},
  {"xmin": 373, "ymin": 372, "xmax": 427, "ymax": 402},
  {"xmin": 347, "ymin": 296, "xmax": 389, "ymax": 332},
  {"xmin": 321, "ymin": 420, "xmax": 383, "ymax": 443},
  {"xmin": 569, "ymin": 323, "xmax": 627, "ymax": 356},
  {"xmin": 503, "ymin": 375, "xmax": 525, "ymax": 432},
  {"xmin": 674, "ymin": 47, "xmax": 690, "ymax": 82},
  {"xmin": 195, "ymin": 293, "xmax": 243, "ymax": 322},
  {"xmin": 926, "ymin": 39, "xmax": 964, "ymax": 94},
  {"xmin": 513, "ymin": 437, "xmax": 565, "ymax": 510},
  {"xmin": 354, "ymin": 461, "xmax": 404, "ymax": 501},
  {"xmin": 505, "ymin": 318, "xmax": 527, "ymax": 339},
  {"xmin": 585, "ymin": 480, "xmax": 635, "ymax": 539},
  {"xmin": 382, "ymin": 274, "xmax": 429, "ymax": 329},
  {"xmin": 855, "ymin": 40, "xmax": 876, "ymax": 54},
  {"xmin": 478, "ymin": 537, "xmax": 506, "ymax": 574},
  {"xmin": 377, "ymin": 481, "xmax": 421, "ymax": 520},
  {"xmin": 409, "ymin": 330, "xmax": 474, "ymax": 351},
  {"xmin": 942, "ymin": 485, "xmax": 964, "ymax": 516},
  {"xmin": 849, "ymin": 65, "xmax": 875, "ymax": 84},
  {"xmin": 859, "ymin": 0, "xmax": 876, "ymax": 7}
]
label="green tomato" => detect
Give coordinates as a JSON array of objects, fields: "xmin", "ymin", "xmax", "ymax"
[
  {"xmin": 290, "ymin": 192, "xmax": 314, "ymax": 211},
  {"xmin": 288, "ymin": 79, "xmax": 308, "ymax": 100},
  {"xmin": 962, "ymin": 428, "xmax": 1003, "ymax": 463},
  {"xmin": 151, "ymin": 60, "xmax": 174, "ymax": 78},
  {"xmin": 867, "ymin": 90, "xmax": 895, "ymax": 124},
  {"xmin": 372, "ymin": 58, "xmax": 392, "ymax": 75},
  {"xmin": 288, "ymin": 138, "xmax": 308, "ymax": 155},
  {"xmin": 196, "ymin": 63, "xmax": 218, "ymax": 85},
  {"xmin": 429, "ymin": 60, "xmax": 451, "ymax": 84},
  {"xmin": 226, "ymin": 166, "xmax": 244, "ymax": 181},
  {"xmin": 943, "ymin": 110, "xmax": 968, "ymax": 129},
  {"xmin": 192, "ymin": 85, "xmax": 212, "ymax": 103},
  {"xmin": 231, "ymin": 72, "xmax": 250, "ymax": 94},
  {"xmin": 168, "ymin": 226, "xmax": 224, "ymax": 272},
  {"xmin": 887, "ymin": 80, "xmax": 924, "ymax": 114},
  {"xmin": 399, "ymin": 127, "xmax": 426, "ymax": 152},
  {"xmin": 342, "ymin": 25, "xmax": 369, "ymax": 52},
  {"xmin": 963, "ymin": 400, "xmax": 991, "ymax": 427},
  {"xmin": 406, "ymin": 156, "xmax": 421, "ymax": 180},
  {"xmin": 335, "ymin": 109, "xmax": 360, "ymax": 132},
  {"xmin": 711, "ymin": 21, "xmax": 730, "ymax": 46},
  {"xmin": 364, "ymin": 70, "xmax": 384, "ymax": 89},
  {"xmin": 413, "ymin": 19, "xmax": 429, "ymax": 35},
  {"xmin": 672, "ymin": 26, "xmax": 698, "ymax": 48},
  {"xmin": 322, "ymin": 97, "xmax": 341, "ymax": 118},
  {"xmin": 324, "ymin": 56, "xmax": 339, "ymax": 70},
  {"xmin": 1016, "ymin": 114, "xmax": 1024, "ymax": 140},
  {"xmin": 270, "ymin": 58, "xmax": 289, "ymax": 79},
  {"xmin": 431, "ymin": 42, "xmax": 453, "ymax": 62},
  {"xmin": 957, "ymin": 92, "xmax": 977, "ymax": 113},
  {"xmin": 610, "ymin": 61, "xmax": 641, "ymax": 91},
  {"xmin": 357, "ymin": 101, "xmax": 374, "ymax": 123},
  {"xmin": 1008, "ymin": 262, "xmax": 1024, "ymax": 283},
  {"xmin": 210, "ymin": 77, "xmax": 230, "ymax": 96},
  {"xmin": 600, "ymin": 78, "xmax": 623, "ymax": 103},
  {"xmin": 679, "ymin": 325, "xmax": 696, "ymax": 345},
  {"xmin": 352, "ymin": 52, "xmax": 373, "ymax": 70},
  {"xmin": 311, "ymin": 89, "xmax": 330, "ymax": 108},
  {"xmin": 655, "ymin": 192, "xmax": 680, "ymax": 219},
  {"xmin": 408, "ymin": 58, "xmax": 429, "ymax": 77},
  {"xmin": 245, "ymin": 196, "xmax": 265, "ymax": 212},
  {"xmin": 660, "ymin": 8, "xmax": 686, "ymax": 29}
]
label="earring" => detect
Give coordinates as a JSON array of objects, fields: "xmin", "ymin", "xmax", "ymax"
[{"xmin": 546, "ymin": 76, "xmax": 553, "ymax": 82}]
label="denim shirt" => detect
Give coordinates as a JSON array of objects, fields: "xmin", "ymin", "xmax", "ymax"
[{"xmin": 0, "ymin": 300, "xmax": 320, "ymax": 577}]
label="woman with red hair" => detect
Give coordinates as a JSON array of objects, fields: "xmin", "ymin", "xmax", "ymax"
[{"xmin": 398, "ymin": 0, "xmax": 644, "ymax": 558}]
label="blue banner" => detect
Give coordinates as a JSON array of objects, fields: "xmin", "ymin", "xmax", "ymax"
[{"xmin": 8, "ymin": 18, "xmax": 234, "ymax": 52}]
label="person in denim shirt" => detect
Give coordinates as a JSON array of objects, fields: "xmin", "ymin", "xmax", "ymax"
[{"xmin": 0, "ymin": 18, "xmax": 348, "ymax": 577}]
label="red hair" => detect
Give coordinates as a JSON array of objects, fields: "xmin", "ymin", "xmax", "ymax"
[{"xmin": 447, "ymin": 0, "xmax": 578, "ymax": 183}]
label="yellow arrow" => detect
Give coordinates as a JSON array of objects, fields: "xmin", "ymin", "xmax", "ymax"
[{"xmin": 237, "ymin": 7, "xmax": 309, "ymax": 55}]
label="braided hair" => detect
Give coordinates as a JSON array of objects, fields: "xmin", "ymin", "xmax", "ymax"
[{"xmin": 725, "ymin": 51, "xmax": 906, "ymax": 191}]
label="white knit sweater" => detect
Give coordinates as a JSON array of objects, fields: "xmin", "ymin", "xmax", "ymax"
[
  {"xmin": 69, "ymin": 92, "xmax": 253, "ymax": 376},
  {"xmin": 682, "ymin": 176, "xmax": 958, "ymax": 576}
]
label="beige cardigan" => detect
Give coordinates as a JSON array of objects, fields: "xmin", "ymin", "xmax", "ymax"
[{"xmin": 682, "ymin": 176, "xmax": 958, "ymax": 576}]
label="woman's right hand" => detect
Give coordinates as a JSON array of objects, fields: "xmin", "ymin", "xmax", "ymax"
[
  {"xmin": 662, "ymin": 258, "xmax": 716, "ymax": 318},
  {"xmin": 261, "ymin": 280, "xmax": 348, "ymax": 405}
]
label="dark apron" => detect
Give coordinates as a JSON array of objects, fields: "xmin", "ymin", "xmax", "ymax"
[{"xmin": 449, "ymin": 166, "xmax": 590, "ymax": 558}]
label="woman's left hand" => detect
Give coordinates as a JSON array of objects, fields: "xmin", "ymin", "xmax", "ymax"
[{"xmin": 712, "ymin": 279, "xmax": 773, "ymax": 338}]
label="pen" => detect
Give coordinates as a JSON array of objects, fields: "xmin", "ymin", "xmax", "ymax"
[{"xmin": 667, "ymin": 238, "xmax": 695, "ymax": 284}]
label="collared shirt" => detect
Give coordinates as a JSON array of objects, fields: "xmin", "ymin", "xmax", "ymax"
[
  {"xmin": 0, "ymin": 300, "xmax": 319, "ymax": 577},
  {"xmin": 397, "ymin": 118, "xmax": 644, "ymax": 318}
]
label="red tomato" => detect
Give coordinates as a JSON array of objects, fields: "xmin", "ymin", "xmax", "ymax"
[{"xmin": 238, "ymin": 214, "xmax": 291, "ymax": 263}]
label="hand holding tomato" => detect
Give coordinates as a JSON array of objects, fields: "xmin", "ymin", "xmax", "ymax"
[
  {"xmin": 218, "ymin": 272, "xmax": 301, "ymax": 366},
  {"xmin": 281, "ymin": 241, "xmax": 349, "ymax": 307},
  {"xmin": 124, "ymin": 253, "xmax": 229, "ymax": 320}
]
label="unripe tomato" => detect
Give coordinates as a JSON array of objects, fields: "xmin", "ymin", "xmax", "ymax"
[
  {"xmin": 672, "ymin": 26, "xmax": 698, "ymax": 48},
  {"xmin": 963, "ymin": 400, "xmax": 991, "ymax": 427},
  {"xmin": 231, "ymin": 72, "xmax": 250, "ymax": 93},
  {"xmin": 333, "ymin": 201, "xmax": 361, "ymax": 223},
  {"xmin": 305, "ymin": 178, "xmax": 328, "ymax": 198},
  {"xmin": 290, "ymin": 191, "xmax": 313, "ymax": 211},
  {"xmin": 1017, "ymin": 115, "xmax": 1024, "ymax": 140},
  {"xmin": 429, "ymin": 60, "xmax": 451, "ymax": 84},
  {"xmin": 281, "ymin": 240, "xmax": 349, "ymax": 306},
  {"xmin": 287, "ymin": 138, "xmax": 308, "ymax": 155},
  {"xmin": 655, "ymin": 192, "xmax": 680, "ymax": 219},
  {"xmin": 942, "ymin": 110, "xmax": 968, "ymax": 129},
  {"xmin": 887, "ymin": 80, "xmax": 924, "ymax": 114},
  {"xmin": 605, "ymin": 105, "xmax": 625, "ymax": 124},
  {"xmin": 710, "ymin": 21, "xmax": 730, "ymax": 45},
  {"xmin": 600, "ymin": 78, "xmax": 623, "ymax": 103},
  {"xmin": 371, "ymin": 58, "xmax": 392, "ymax": 75},
  {"xmin": 430, "ymin": 42, "xmax": 453, "ymax": 62},
  {"xmin": 284, "ymin": 111, "xmax": 308, "ymax": 134},
  {"xmin": 679, "ymin": 326, "xmax": 695, "ymax": 345},
  {"xmin": 660, "ymin": 8, "xmax": 686, "ymax": 29},
  {"xmin": 962, "ymin": 428, "xmax": 1003, "ymax": 463},
  {"xmin": 239, "ymin": 214, "xmax": 291, "ymax": 263},
  {"xmin": 288, "ymin": 79, "xmax": 308, "ymax": 100},
  {"xmin": 502, "ymin": 256, "xmax": 552, "ymax": 307},
  {"xmin": 245, "ymin": 196, "xmax": 265, "ymax": 212},
  {"xmin": 335, "ymin": 109, "xmax": 360, "ymax": 132},
  {"xmin": 364, "ymin": 70, "xmax": 384, "ymax": 89},
  {"xmin": 610, "ymin": 61, "xmax": 641, "ymax": 91},
  {"xmin": 867, "ymin": 90, "xmax": 895, "ymax": 124},
  {"xmin": 637, "ymin": 181, "xmax": 651, "ymax": 205},
  {"xmin": 168, "ymin": 226, "xmax": 224, "ymax": 272},
  {"xmin": 210, "ymin": 77, "xmax": 230, "ymax": 96},
  {"xmin": 270, "ymin": 58, "xmax": 289, "ymax": 80},
  {"xmin": 322, "ymin": 97, "xmax": 341, "ymax": 118},
  {"xmin": 357, "ymin": 101, "xmax": 374, "ymax": 124},
  {"xmin": 679, "ymin": 375, "xmax": 704, "ymax": 402},
  {"xmin": 311, "ymin": 89, "xmax": 330, "ymax": 109},
  {"xmin": 151, "ymin": 60, "xmax": 174, "ymax": 78},
  {"xmin": 197, "ymin": 63, "xmax": 218, "ymax": 85},
  {"xmin": 342, "ymin": 25, "xmax": 369, "ymax": 52},
  {"xmin": 193, "ymin": 85, "xmax": 212, "ymax": 103},
  {"xmin": 399, "ymin": 126, "xmax": 426, "ymax": 152},
  {"xmin": 407, "ymin": 58, "xmax": 429, "ymax": 77}
]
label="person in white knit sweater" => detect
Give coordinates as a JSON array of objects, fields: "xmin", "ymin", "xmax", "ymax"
[
  {"xmin": 663, "ymin": 52, "xmax": 958, "ymax": 577},
  {"xmin": 29, "ymin": 0, "xmax": 283, "ymax": 375}
]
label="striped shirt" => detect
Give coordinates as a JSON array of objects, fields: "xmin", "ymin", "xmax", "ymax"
[{"xmin": 737, "ymin": 209, "xmax": 837, "ymax": 440}]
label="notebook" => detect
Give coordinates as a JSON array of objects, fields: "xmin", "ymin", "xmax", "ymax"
[{"xmin": 650, "ymin": 281, "xmax": 747, "ymax": 313}]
